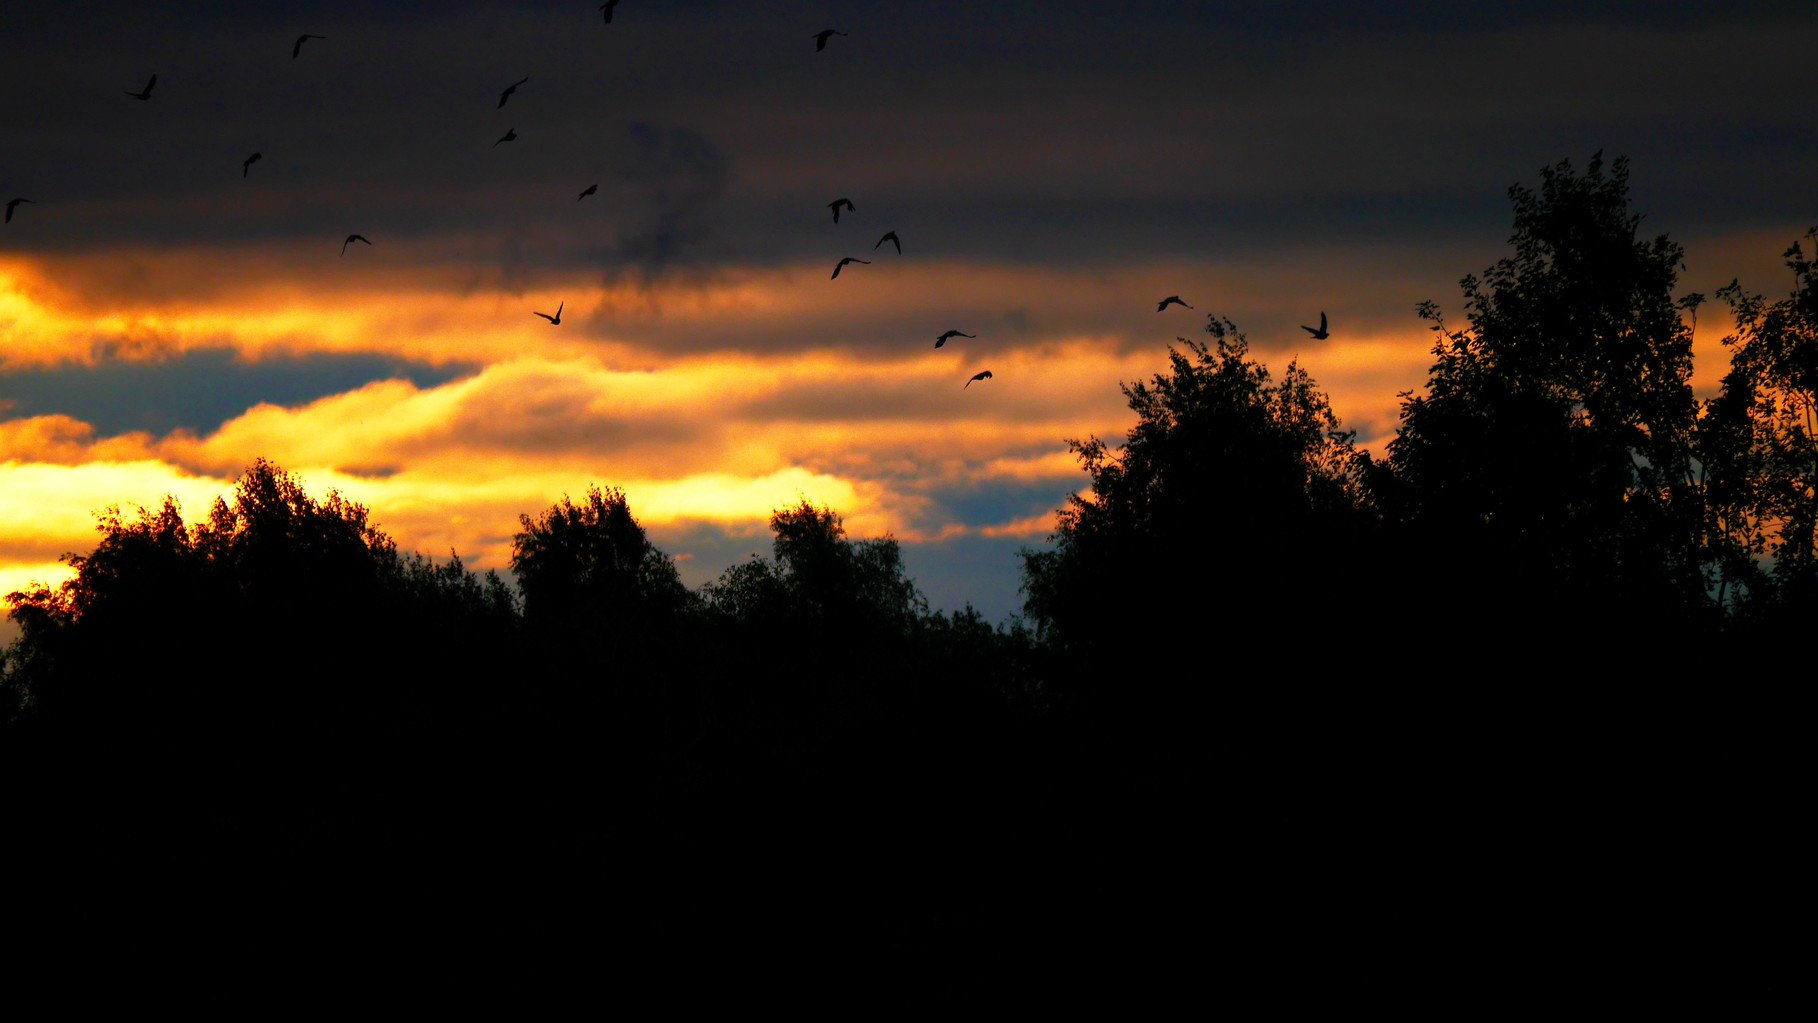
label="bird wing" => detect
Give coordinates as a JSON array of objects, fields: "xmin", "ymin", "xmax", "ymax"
[{"xmin": 1320, "ymin": 311, "xmax": 1328, "ymax": 332}]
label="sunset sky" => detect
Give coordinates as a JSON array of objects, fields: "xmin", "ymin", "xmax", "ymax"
[{"xmin": 2, "ymin": 2, "xmax": 1813, "ymax": 634}]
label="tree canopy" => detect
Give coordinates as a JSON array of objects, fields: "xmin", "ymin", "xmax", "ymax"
[
  {"xmin": 511, "ymin": 484, "xmax": 687, "ymax": 639},
  {"xmin": 1703, "ymin": 228, "xmax": 1818, "ymax": 610},
  {"xmin": 1382, "ymin": 154, "xmax": 1709, "ymax": 636},
  {"xmin": 1019, "ymin": 317, "xmax": 1370, "ymax": 682}
]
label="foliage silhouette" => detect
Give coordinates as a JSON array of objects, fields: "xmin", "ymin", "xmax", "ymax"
[
  {"xmin": 512, "ymin": 485, "xmax": 686, "ymax": 639},
  {"xmin": 1019, "ymin": 316, "xmax": 1369, "ymax": 695},
  {"xmin": 2, "ymin": 459, "xmax": 518, "ymax": 839},
  {"xmin": 1382, "ymin": 154, "xmax": 1709, "ymax": 647},
  {"xmin": 692, "ymin": 501, "xmax": 934, "ymax": 791},
  {"xmin": 1703, "ymin": 227, "xmax": 1818, "ymax": 611}
]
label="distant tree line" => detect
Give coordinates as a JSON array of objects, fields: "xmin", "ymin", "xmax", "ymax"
[{"xmin": 3, "ymin": 153, "xmax": 1809, "ymax": 969}]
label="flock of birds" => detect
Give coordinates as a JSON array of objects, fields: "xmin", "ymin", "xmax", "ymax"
[{"xmin": 1, "ymin": 9, "xmax": 1338, "ymax": 397}]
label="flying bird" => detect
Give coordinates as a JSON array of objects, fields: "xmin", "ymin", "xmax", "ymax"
[
  {"xmin": 341, "ymin": 234, "xmax": 370, "ymax": 256},
  {"xmin": 827, "ymin": 197, "xmax": 853, "ymax": 223},
  {"xmin": 292, "ymin": 35, "xmax": 326, "ymax": 60},
  {"xmin": 534, "ymin": 301, "xmax": 564, "ymax": 325},
  {"xmin": 242, "ymin": 152, "xmax": 262, "ymax": 177},
  {"xmin": 935, "ymin": 330, "xmax": 974, "ymax": 349},
  {"xmin": 125, "ymin": 74, "xmax": 156, "ymax": 101},
  {"xmin": 498, "ymin": 77, "xmax": 528, "ymax": 109},
  {"xmin": 814, "ymin": 30, "xmax": 847, "ymax": 52},
  {"xmin": 493, "ymin": 127, "xmax": 518, "ymax": 147},
  {"xmin": 875, "ymin": 230, "xmax": 901, "ymax": 254},
  {"xmin": 578, "ymin": 183, "xmax": 598, "ymax": 201},
  {"xmin": 1301, "ymin": 311, "xmax": 1330, "ymax": 339},
  {"xmin": 965, "ymin": 370, "xmax": 993, "ymax": 389},
  {"xmin": 1157, "ymin": 295, "xmax": 1194, "ymax": 312},
  {"xmin": 5, "ymin": 198, "xmax": 34, "ymax": 223},
  {"xmin": 599, "ymin": 1, "xmax": 619, "ymax": 23},
  {"xmin": 831, "ymin": 257, "xmax": 870, "ymax": 279}
]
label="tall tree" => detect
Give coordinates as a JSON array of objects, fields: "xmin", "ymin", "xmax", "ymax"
[
  {"xmin": 510, "ymin": 485, "xmax": 687, "ymax": 639},
  {"xmin": 1019, "ymin": 317, "xmax": 1369, "ymax": 689},
  {"xmin": 508, "ymin": 485, "xmax": 687, "ymax": 788},
  {"xmin": 1383, "ymin": 154, "xmax": 1706, "ymax": 634},
  {"xmin": 1702, "ymin": 228, "xmax": 1818, "ymax": 609}
]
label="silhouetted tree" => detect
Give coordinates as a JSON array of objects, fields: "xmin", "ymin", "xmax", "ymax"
[
  {"xmin": 2, "ymin": 497, "xmax": 202, "ymax": 740},
  {"xmin": 507, "ymin": 485, "xmax": 687, "ymax": 800},
  {"xmin": 692, "ymin": 500, "xmax": 934, "ymax": 796},
  {"xmin": 1702, "ymin": 228, "xmax": 1818, "ymax": 612},
  {"xmin": 701, "ymin": 499, "xmax": 927, "ymax": 642},
  {"xmin": 1019, "ymin": 317, "xmax": 1369, "ymax": 694},
  {"xmin": 511, "ymin": 485, "xmax": 687, "ymax": 639},
  {"xmin": 1, "ymin": 460, "xmax": 523, "ymax": 838},
  {"xmin": 1382, "ymin": 154, "xmax": 1708, "ymax": 644}
]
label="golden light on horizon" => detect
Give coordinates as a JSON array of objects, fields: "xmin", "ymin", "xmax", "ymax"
[{"xmin": 4, "ymin": 217, "xmax": 1781, "ymax": 624}]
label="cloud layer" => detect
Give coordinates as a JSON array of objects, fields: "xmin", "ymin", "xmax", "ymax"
[{"xmin": 3, "ymin": 3, "xmax": 1813, "ymax": 621}]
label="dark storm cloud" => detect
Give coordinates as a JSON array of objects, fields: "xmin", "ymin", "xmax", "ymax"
[
  {"xmin": 3, "ymin": 2, "xmax": 1809, "ymax": 272},
  {"xmin": 590, "ymin": 122, "xmax": 732, "ymax": 285},
  {"xmin": 0, "ymin": 350, "xmax": 474, "ymax": 436}
]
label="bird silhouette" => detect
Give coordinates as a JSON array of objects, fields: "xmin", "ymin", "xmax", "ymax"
[
  {"xmin": 292, "ymin": 35, "xmax": 326, "ymax": 60},
  {"xmin": 125, "ymin": 74, "xmax": 156, "ymax": 101},
  {"xmin": 965, "ymin": 370, "xmax": 993, "ymax": 389},
  {"xmin": 828, "ymin": 197, "xmax": 854, "ymax": 223},
  {"xmin": 494, "ymin": 127, "xmax": 518, "ymax": 147},
  {"xmin": 875, "ymin": 230, "xmax": 901, "ymax": 254},
  {"xmin": 935, "ymin": 330, "xmax": 974, "ymax": 348},
  {"xmin": 341, "ymin": 234, "xmax": 370, "ymax": 256},
  {"xmin": 242, "ymin": 152, "xmax": 262, "ymax": 177},
  {"xmin": 578, "ymin": 184, "xmax": 598, "ymax": 201},
  {"xmin": 534, "ymin": 301, "xmax": 564, "ymax": 325},
  {"xmin": 4, "ymin": 198, "xmax": 34, "ymax": 224},
  {"xmin": 1301, "ymin": 311, "xmax": 1330, "ymax": 339},
  {"xmin": 1157, "ymin": 295, "xmax": 1193, "ymax": 312},
  {"xmin": 498, "ymin": 77, "xmax": 528, "ymax": 109},
  {"xmin": 831, "ymin": 257, "xmax": 870, "ymax": 279},
  {"xmin": 599, "ymin": 1, "xmax": 619, "ymax": 23},
  {"xmin": 814, "ymin": 30, "xmax": 847, "ymax": 51}
]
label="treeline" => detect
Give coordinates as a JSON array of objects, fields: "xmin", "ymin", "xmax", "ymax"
[
  {"xmin": 1, "ymin": 467, "xmax": 1046, "ymax": 821},
  {"xmin": 3, "ymin": 154, "xmax": 1811, "ymax": 970}
]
